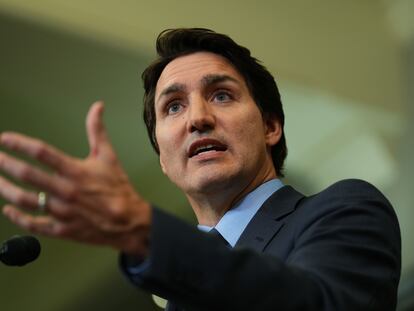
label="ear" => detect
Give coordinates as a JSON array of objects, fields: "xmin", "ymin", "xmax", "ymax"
[{"xmin": 264, "ymin": 114, "xmax": 282, "ymax": 147}]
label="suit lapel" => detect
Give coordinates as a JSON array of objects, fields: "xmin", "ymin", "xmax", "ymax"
[
  {"xmin": 166, "ymin": 186, "xmax": 304, "ymax": 311},
  {"xmin": 235, "ymin": 185, "xmax": 304, "ymax": 251}
]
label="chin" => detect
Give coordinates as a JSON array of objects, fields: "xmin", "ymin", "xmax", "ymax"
[{"xmin": 186, "ymin": 168, "xmax": 243, "ymax": 194}]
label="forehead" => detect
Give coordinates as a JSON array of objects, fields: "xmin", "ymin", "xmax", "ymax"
[{"xmin": 155, "ymin": 52, "xmax": 246, "ymax": 97}]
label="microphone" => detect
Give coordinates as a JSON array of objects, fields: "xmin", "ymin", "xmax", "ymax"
[{"xmin": 0, "ymin": 235, "xmax": 41, "ymax": 266}]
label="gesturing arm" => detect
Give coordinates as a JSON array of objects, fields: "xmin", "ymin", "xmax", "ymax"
[{"xmin": 0, "ymin": 101, "xmax": 151, "ymax": 257}]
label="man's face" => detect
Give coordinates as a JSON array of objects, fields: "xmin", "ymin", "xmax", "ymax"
[{"xmin": 154, "ymin": 52, "xmax": 280, "ymax": 197}]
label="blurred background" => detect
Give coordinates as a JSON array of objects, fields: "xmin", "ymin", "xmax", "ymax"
[{"xmin": 0, "ymin": 0, "xmax": 413, "ymax": 310}]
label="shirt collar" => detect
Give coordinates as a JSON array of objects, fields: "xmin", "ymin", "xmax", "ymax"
[{"xmin": 198, "ymin": 179, "xmax": 284, "ymax": 247}]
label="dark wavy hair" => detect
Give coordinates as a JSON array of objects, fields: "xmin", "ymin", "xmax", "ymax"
[{"xmin": 142, "ymin": 28, "xmax": 287, "ymax": 177}]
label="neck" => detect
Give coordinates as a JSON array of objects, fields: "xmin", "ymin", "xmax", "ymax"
[{"xmin": 187, "ymin": 165, "xmax": 277, "ymax": 226}]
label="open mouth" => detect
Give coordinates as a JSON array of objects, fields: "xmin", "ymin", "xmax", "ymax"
[{"xmin": 188, "ymin": 139, "xmax": 227, "ymax": 158}]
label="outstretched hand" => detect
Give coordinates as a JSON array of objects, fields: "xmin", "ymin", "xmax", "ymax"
[{"xmin": 0, "ymin": 101, "xmax": 151, "ymax": 257}]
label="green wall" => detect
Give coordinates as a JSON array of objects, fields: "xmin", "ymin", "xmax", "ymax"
[{"xmin": 0, "ymin": 12, "xmax": 191, "ymax": 311}]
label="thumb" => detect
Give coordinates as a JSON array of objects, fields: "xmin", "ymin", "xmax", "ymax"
[{"xmin": 86, "ymin": 101, "xmax": 116, "ymax": 161}]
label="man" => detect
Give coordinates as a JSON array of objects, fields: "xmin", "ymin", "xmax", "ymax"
[{"xmin": 0, "ymin": 28, "xmax": 401, "ymax": 310}]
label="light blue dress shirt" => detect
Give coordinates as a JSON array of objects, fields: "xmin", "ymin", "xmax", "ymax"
[{"xmin": 198, "ymin": 179, "xmax": 284, "ymax": 247}]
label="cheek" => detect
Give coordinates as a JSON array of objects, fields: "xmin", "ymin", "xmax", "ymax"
[
  {"xmin": 230, "ymin": 114, "xmax": 268, "ymax": 165},
  {"xmin": 159, "ymin": 151, "xmax": 167, "ymax": 174},
  {"xmin": 155, "ymin": 127, "xmax": 171, "ymax": 174},
  {"xmin": 156, "ymin": 126, "xmax": 183, "ymax": 176},
  {"xmin": 232, "ymin": 112, "xmax": 265, "ymax": 145},
  {"xmin": 155, "ymin": 123, "xmax": 173, "ymax": 153}
]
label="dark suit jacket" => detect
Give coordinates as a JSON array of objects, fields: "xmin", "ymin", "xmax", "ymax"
[{"xmin": 122, "ymin": 179, "xmax": 401, "ymax": 310}]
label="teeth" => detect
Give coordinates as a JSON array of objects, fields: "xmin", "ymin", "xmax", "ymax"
[{"xmin": 195, "ymin": 144, "xmax": 214, "ymax": 154}]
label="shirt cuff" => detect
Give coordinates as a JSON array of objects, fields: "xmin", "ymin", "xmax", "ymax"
[{"xmin": 120, "ymin": 252, "xmax": 152, "ymax": 280}]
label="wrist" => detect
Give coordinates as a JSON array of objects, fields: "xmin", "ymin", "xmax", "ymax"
[{"xmin": 120, "ymin": 200, "xmax": 152, "ymax": 258}]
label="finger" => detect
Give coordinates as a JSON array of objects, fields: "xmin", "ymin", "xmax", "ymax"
[
  {"xmin": 0, "ymin": 175, "xmax": 38, "ymax": 210},
  {"xmin": 2, "ymin": 205, "xmax": 65, "ymax": 237},
  {"xmin": 86, "ymin": 101, "xmax": 116, "ymax": 162},
  {"xmin": 0, "ymin": 132, "xmax": 74, "ymax": 176},
  {"xmin": 0, "ymin": 175, "xmax": 75, "ymax": 221},
  {"xmin": 0, "ymin": 151, "xmax": 73, "ymax": 198},
  {"xmin": 46, "ymin": 196, "xmax": 79, "ymax": 221},
  {"xmin": 3, "ymin": 204, "xmax": 103, "ymax": 242}
]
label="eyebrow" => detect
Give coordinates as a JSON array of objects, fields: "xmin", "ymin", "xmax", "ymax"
[
  {"xmin": 157, "ymin": 83, "xmax": 186, "ymax": 103},
  {"xmin": 156, "ymin": 74, "xmax": 241, "ymax": 103},
  {"xmin": 200, "ymin": 74, "xmax": 240, "ymax": 87}
]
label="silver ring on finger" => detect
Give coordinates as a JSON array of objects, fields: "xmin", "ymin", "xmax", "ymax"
[{"xmin": 37, "ymin": 191, "xmax": 48, "ymax": 212}]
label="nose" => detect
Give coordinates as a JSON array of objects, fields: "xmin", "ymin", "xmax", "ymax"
[{"xmin": 186, "ymin": 97, "xmax": 215, "ymax": 133}]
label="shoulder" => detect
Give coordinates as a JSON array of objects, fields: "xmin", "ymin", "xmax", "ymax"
[
  {"xmin": 321, "ymin": 178, "xmax": 386, "ymax": 195},
  {"xmin": 283, "ymin": 180, "xmax": 401, "ymax": 310},
  {"xmin": 301, "ymin": 179, "xmax": 393, "ymax": 211},
  {"xmin": 290, "ymin": 179, "xmax": 399, "ymax": 236}
]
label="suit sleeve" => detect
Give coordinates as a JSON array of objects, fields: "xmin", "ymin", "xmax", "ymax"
[{"xmin": 120, "ymin": 179, "xmax": 401, "ymax": 311}]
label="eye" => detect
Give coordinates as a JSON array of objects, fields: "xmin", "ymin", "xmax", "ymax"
[
  {"xmin": 213, "ymin": 91, "xmax": 233, "ymax": 103},
  {"xmin": 166, "ymin": 101, "xmax": 183, "ymax": 115}
]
